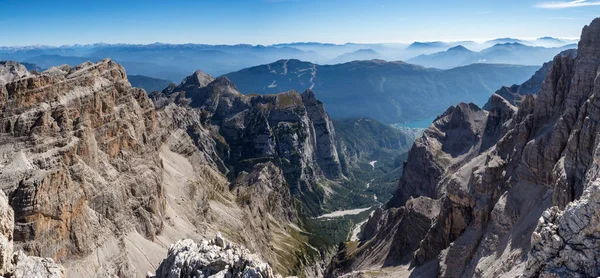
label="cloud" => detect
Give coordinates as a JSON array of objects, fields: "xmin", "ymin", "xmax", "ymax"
[{"xmin": 536, "ymin": 0, "xmax": 600, "ymax": 9}]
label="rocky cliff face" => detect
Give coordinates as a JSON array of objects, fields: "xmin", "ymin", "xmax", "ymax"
[
  {"xmin": 332, "ymin": 18, "xmax": 600, "ymax": 278},
  {"xmin": 152, "ymin": 71, "xmax": 345, "ymax": 216},
  {"xmin": 0, "ymin": 59, "xmax": 166, "ymax": 264},
  {"xmin": 0, "ymin": 190, "xmax": 65, "ymax": 278},
  {"xmin": 0, "ymin": 58, "xmax": 351, "ymax": 277}
]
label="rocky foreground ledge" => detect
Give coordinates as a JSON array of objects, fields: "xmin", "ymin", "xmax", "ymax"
[{"xmin": 149, "ymin": 233, "xmax": 281, "ymax": 278}]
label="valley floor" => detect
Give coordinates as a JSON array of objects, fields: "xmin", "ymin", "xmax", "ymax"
[{"xmin": 317, "ymin": 207, "xmax": 373, "ymax": 219}]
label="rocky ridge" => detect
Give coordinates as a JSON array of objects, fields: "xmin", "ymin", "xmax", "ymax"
[
  {"xmin": 151, "ymin": 70, "xmax": 358, "ymax": 216},
  {"xmin": 331, "ymin": 17, "xmax": 600, "ymax": 277},
  {"xmin": 0, "ymin": 56, "xmax": 541, "ymax": 278},
  {"xmin": 0, "ymin": 56, "xmax": 369, "ymax": 277}
]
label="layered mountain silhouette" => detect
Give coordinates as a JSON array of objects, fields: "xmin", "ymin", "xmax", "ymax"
[
  {"xmin": 0, "ymin": 37, "xmax": 576, "ymax": 82},
  {"xmin": 408, "ymin": 42, "xmax": 576, "ymax": 69},
  {"xmin": 225, "ymin": 59, "xmax": 539, "ymax": 124}
]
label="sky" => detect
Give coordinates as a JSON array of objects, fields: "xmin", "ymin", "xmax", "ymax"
[{"xmin": 0, "ymin": 0, "xmax": 598, "ymax": 46}]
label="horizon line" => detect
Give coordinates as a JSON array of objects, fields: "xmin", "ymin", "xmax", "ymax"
[{"xmin": 0, "ymin": 37, "xmax": 582, "ymax": 49}]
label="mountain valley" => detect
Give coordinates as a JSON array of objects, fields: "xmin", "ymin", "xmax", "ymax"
[
  {"xmin": 1, "ymin": 1, "xmax": 600, "ymax": 276},
  {"xmin": 225, "ymin": 59, "xmax": 539, "ymax": 124},
  {"xmin": 327, "ymin": 17, "xmax": 600, "ymax": 278}
]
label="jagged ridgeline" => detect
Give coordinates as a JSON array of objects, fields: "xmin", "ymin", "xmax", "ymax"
[
  {"xmin": 0, "ymin": 53, "xmax": 411, "ymax": 276},
  {"xmin": 328, "ymin": 18, "xmax": 600, "ymax": 277}
]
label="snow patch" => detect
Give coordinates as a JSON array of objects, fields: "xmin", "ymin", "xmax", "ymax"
[{"xmin": 309, "ymin": 65, "xmax": 317, "ymax": 90}]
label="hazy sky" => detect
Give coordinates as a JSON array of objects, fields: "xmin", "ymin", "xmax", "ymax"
[{"xmin": 1, "ymin": 0, "xmax": 598, "ymax": 46}]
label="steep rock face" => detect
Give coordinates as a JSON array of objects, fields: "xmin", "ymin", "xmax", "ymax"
[
  {"xmin": 149, "ymin": 104, "xmax": 309, "ymax": 277},
  {"xmin": 387, "ymin": 102, "xmax": 488, "ymax": 208},
  {"xmin": 326, "ymin": 197, "xmax": 440, "ymax": 277},
  {"xmin": 0, "ymin": 190, "xmax": 13, "ymax": 274},
  {"xmin": 0, "ymin": 190, "xmax": 65, "ymax": 278},
  {"xmin": 232, "ymin": 162, "xmax": 296, "ymax": 224},
  {"xmin": 336, "ymin": 17, "xmax": 600, "ymax": 278},
  {"xmin": 0, "ymin": 59, "xmax": 165, "ymax": 262},
  {"xmin": 525, "ymin": 182, "xmax": 600, "ymax": 277},
  {"xmin": 157, "ymin": 72, "xmax": 344, "ymax": 216},
  {"xmin": 0, "ymin": 59, "xmax": 317, "ymax": 277}
]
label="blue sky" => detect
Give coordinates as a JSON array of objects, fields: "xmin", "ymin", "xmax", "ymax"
[{"xmin": 0, "ymin": 0, "xmax": 598, "ymax": 46}]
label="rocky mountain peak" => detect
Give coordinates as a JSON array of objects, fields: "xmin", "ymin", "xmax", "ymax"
[
  {"xmin": 300, "ymin": 89, "xmax": 318, "ymax": 104},
  {"xmin": 209, "ymin": 76, "xmax": 239, "ymax": 92},
  {"xmin": 0, "ymin": 61, "xmax": 32, "ymax": 86},
  {"xmin": 332, "ymin": 17, "xmax": 600, "ymax": 278},
  {"xmin": 578, "ymin": 17, "xmax": 600, "ymax": 59},
  {"xmin": 181, "ymin": 70, "xmax": 215, "ymax": 88},
  {"xmin": 447, "ymin": 45, "xmax": 470, "ymax": 52}
]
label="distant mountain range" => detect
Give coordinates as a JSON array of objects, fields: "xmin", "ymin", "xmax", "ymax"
[
  {"xmin": 329, "ymin": 49, "xmax": 382, "ymax": 64},
  {"xmin": 0, "ymin": 37, "xmax": 576, "ymax": 81},
  {"xmin": 224, "ymin": 59, "xmax": 539, "ymax": 124},
  {"xmin": 408, "ymin": 42, "xmax": 576, "ymax": 69}
]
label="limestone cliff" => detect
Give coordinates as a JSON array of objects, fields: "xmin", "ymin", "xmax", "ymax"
[
  {"xmin": 152, "ymin": 71, "xmax": 345, "ymax": 216},
  {"xmin": 331, "ymin": 17, "xmax": 600, "ymax": 278},
  {"xmin": 0, "ymin": 59, "xmax": 330, "ymax": 277},
  {"xmin": 0, "ymin": 190, "xmax": 65, "ymax": 278},
  {"xmin": 0, "ymin": 59, "xmax": 165, "ymax": 264}
]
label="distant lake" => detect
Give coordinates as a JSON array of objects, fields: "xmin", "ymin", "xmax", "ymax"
[{"xmin": 393, "ymin": 117, "xmax": 435, "ymax": 129}]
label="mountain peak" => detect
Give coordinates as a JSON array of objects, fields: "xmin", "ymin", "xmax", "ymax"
[
  {"xmin": 578, "ymin": 17, "xmax": 600, "ymax": 58},
  {"xmin": 0, "ymin": 61, "xmax": 32, "ymax": 85},
  {"xmin": 181, "ymin": 70, "xmax": 215, "ymax": 88},
  {"xmin": 354, "ymin": 48, "xmax": 378, "ymax": 54},
  {"xmin": 211, "ymin": 76, "xmax": 236, "ymax": 89},
  {"xmin": 408, "ymin": 41, "xmax": 448, "ymax": 49},
  {"xmin": 447, "ymin": 45, "xmax": 471, "ymax": 52}
]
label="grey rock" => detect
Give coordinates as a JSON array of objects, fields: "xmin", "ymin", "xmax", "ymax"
[
  {"xmin": 524, "ymin": 181, "xmax": 600, "ymax": 277},
  {"xmin": 12, "ymin": 250, "xmax": 65, "ymax": 278},
  {"xmin": 0, "ymin": 58, "xmax": 166, "ymax": 262},
  {"xmin": 0, "ymin": 61, "xmax": 32, "ymax": 86},
  {"xmin": 333, "ymin": 17, "xmax": 600, "ymax": 278},
  {"xmin": 157, "ymin": 71, "xmax": 344, "ymax": 216},
  {"xmin": 153, "ymin": 236, "xmax": 277, "ymax": 278},
  {"xmin": 0, "ymin": 191, "xmax": 13, "ymax": 275},
  {"xmin": 0, "ymin": 189, "xmax": 64, "ymax": 278}
]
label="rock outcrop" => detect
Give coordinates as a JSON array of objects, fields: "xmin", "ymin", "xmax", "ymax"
[
  {"xmin": 151, "ymin": 234, "xmax": 277, "ymax": 278},
  {"xmin": 0, "ymin": 190, "xmax": 65, "ymax": 278},
  {"xmin": 332, "ymin": 17, "xmax": 600, "ymax": 278},
  {"xmin": 0, "ymin": 59, "xmax": 165, "ymax": 263},
  {"xmin": 524, "ymin": 182, "xmax": 600, "ymax": 277},
  {"xmin": 0, "ymin": 61, "xmax": 31, "ymax": 86},
  {"xmin": 0, "ymin": 58, "xmax": 353, "ymax": 277},
  {"xmin": 153, "ymin": 71, "xmax": 345, "ymax": 216}
]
